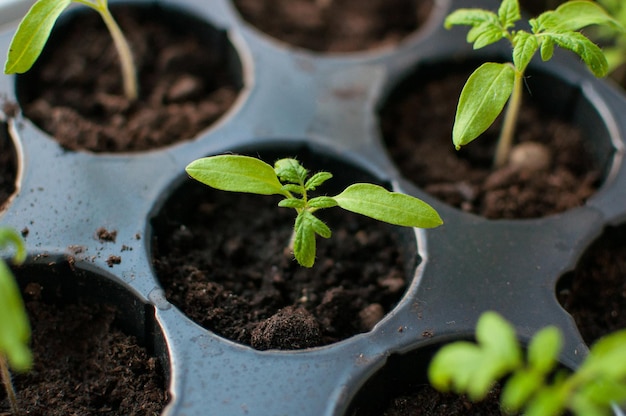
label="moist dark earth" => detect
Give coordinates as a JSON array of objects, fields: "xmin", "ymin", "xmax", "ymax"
[
  {"xmin": 152, "ymin": 183, "xmax": 411, "ymax": 350},
  {"xmin": 233, "ymin": 0, "xmax": 434, "ymax": 52},
  {"xmin": 17, "ymin": 5, "xmax": 239, "ymax": 152},
  {"xmin": 0, "ymin": 284, "xmax": 167, "ymax": 415}
]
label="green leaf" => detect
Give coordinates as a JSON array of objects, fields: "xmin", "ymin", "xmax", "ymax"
[
  {"xmin": 281, "ymin": 184, "xmax": 304, "ymax": 195},
  {"xmin": 468, "ymin": 22, "xmax": 506, "ymax": 49},
  {"xmin": 524, "ymin": 386, "xmax": 567, "ymax": 416},
  {"xmin": 274, "ymin": 158, "xmax": 308, "ymax": 185},
  {"xmin": 543, "ymin": 1, "xmax": 624, "ymax": 33},
  {"xmin": 527, "ymin": 326, "xmax": 562, "ymax": 374},
  {"xmin": 4, "ymin": 0, "xmax": 72, "ymax": 74},
  {"xmin": 186, "ymin": 155, "xmax": 284, "ymax": 196},
  {"xmin": 452, "ymin": 63, "xmax": 516, "ymax": 149},
  {"xmin": 305, "ymin": 172, "xmax": 332, "ymax": 191},
  {"xmin": 0, "ymin": 228, "xmax": 31, "ymax": 372},
  {"xmin": 428, "ymin": 342, "xmax": 484, "ymax": 394},
  {"xmin": 429, "ymin": 312, "xmax": 522, "ymax": 401},
  {"xmin": 501, "ymin": 369, "xmax": 543, "ymax": 412},
  {"xmin": 578, "ymin": 379, "xmax": 626, "ymax": 408},
  {"xmin": 333, "ymin": 183, "xmax": 442, "ymax": 228},
  {"xmin": 308, "ymin": 196, "xmax": 338, "ymax": 209},
  {"xmin": 444, "ymin": 8, "xmax": 499, "ymax": 30},
  {"xmin": 278, "ymin": 198, "xmax": 305, "ymax": 209},
  {"xmin": 498, "ymin": 0, "xmax": 520, "ymax": 28},
  {"xmin": 513, "ymin": 31, "xmax": 539, "ymax": 71},
  {"xmin": 540, "ymin": 36, "xmax": 556, "ymax": 61},
  {"xmin": 546, "ymin": 32, "xmax": 608, "ymax": 77},
  {"xmin": 309, "ymin": 214, "xmax": 331, "ymax": 239},
  {"xmin": 293, "ymin": 211, "xmax": 318, "ymax": 268},
  {"xmin": 580, "ymin": 329, "xmax": 626, "ymax": 379}
]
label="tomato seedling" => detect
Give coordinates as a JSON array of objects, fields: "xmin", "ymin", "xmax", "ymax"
[
  {"xmin": 0, "ymin": 227, "xmax": 30, "ymax": 416},
  {"xmin": 445, "ymin": 0, "xmax": 622, "ymax": 167},
  {"xmin": 4, "ymin": 0, "xmax": 137, "ymax": 100},
  {"xmin": 429, "ymin": 311, "xmax": 626, "ymax": 416},
  {"xmin": 186, "ymin": 155, "xmax": 443, "ymax": 268}
]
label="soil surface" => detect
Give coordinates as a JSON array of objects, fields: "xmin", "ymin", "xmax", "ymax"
[
  {"xmin": 380, "ymin": 65, "xmax": 600, "ymax": 219},
  {"xmin": 353, "ymin": 386, "xmax": 505, "ymax": 416},
  {"xmin": 559, "ymin": 224, "xmax": 626, "ymax": 344},
  {"xmin": 18, "ymin": 5, "xmax": 239, "ymax": 153},
  {"xmin": 152, "ymin": 183, "xmax": 410, "ymax": 350},
  {"xmin": 232, "ymin": 0, "xmax": 434, "ymax": 52},
  {"xmin": 0, "ymin": 284, "xmax": 167, "ymax": 416}
]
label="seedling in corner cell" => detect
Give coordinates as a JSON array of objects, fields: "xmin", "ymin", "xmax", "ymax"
[
  {"xmin": 429, "ymin": 311, "xmax": 626, "ymax": 416},
  {"xmin": 185, "ymin": 155, "xmax": 443, "ymax": 268},
  {"xmin": 4, "ymin": 0, "xmax": 138, "ymax": 100},
  {"xmin": 0, "ymin": 227, "xmax": 31, "ymax": 416},
  {"xmin": 445, "ymin": 0, "xmax": 623, "ymax": 167}
]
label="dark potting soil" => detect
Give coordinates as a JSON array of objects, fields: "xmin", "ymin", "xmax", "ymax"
[
  {"xmin": 559, "ymin": 224, "xmax": 626, "ymax": 345},
  {"xmin": 355, "ymin": 386, "xmax": 506, "ymax": 416},
  {"xmin": 232, "ymin": 0, "xmax": 434, "ymax": 52},
  {"xmin": 380, "ymin": 67, "xmax": 599, "ymax": 219},
  {"xmin": 0, "ymin": 285, "xmax": 168, "ymax": 416},
  {"xmin": 17, "ymin": 5, "xmax": 239, "ymax": 153},
  {"xmin": 152, "ymin": 184, "xmax": 409, "ymax": 350}
]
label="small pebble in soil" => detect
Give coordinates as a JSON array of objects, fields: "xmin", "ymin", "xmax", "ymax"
[{"xmin": 508, "ymin": 141, "xmax": 552, "ymax": 172}]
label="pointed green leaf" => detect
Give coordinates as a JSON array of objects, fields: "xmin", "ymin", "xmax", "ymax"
[
  {"xmin": 540, "ymin": 37, "xmax": 555, "ymax": 61},
  {"xmin": 524, "ymin": 384, "xmax": 568, "ymax": 416},
  {"xmin": 278, "ymin": 198, "xmax": 305, "ymax": 209},
  {"xmin": 186, "ymin": 155, "xmax": 284, "ymax": 195},
  {"xmin": 4, "ymin": 0, "xmax": 72, "ymax": 74},
  {"xmin": 428, "ymin": 342, "xmax": 484, "ymax": 393},
  {"xmin": 498, "ymin": 0, "xmax": 520, "ymax": 28},
  {"xmin": 544, "ymin": 1, "xmax": 624, "ymax": 33},
  {"xmin": 309, "ymin": 214, "xmax": 331, "ymax": 238},
  {"xmin": 308, "ymin": 196, "xmax": 338, "ymax": 209},
  {"xmin": 501, "ymin": 369, "xmax": 543, "ymax": 412},
  {"xmin": 468, "ymin": 22, "xmax": 506, "ymax": 49},
  {"xmin": 293, "ymin": 211, "xmax": 318, "ymax": 267},
  {"xmin": 580, "ymin": 329, "xmax": 626, "ymax": 378},
  {"xmin": 452, "ymin": 63, "xmax": 515, "ymax": 149},
  {"xmin": 281, "ymin": 184, "xmax": 304, "ymax": 195},
  {"xmin": 475, "ymin": 311, "xmax": 522, "ymax": 374},
  {"xmin": 547, "ymin": 32, "xmax": 608, "ymax": 77},
  {"xmin": 274, "ymin": 158, "xmax": 308, "ymax": 185},
  {"xmin": 305, "ymin": 171, "xmax": 332, "ymax": 191},
  {"xmin": 333, "ymin": 183, "xmax": 442, "ymax": 228},
  {"xmin": 527, "ymin": 326, "xmax": 562, "ymax": 374},
  {"xmin": 513, "ymin": 31, "xmax": 539, "ymax": 71},
  {"xmin": 0, "ymin": 228, "xmax": 31, "ymax": 372},
  {"xmin": 444, "ymin": 8, "xmax": 499, "ymax": 30}
]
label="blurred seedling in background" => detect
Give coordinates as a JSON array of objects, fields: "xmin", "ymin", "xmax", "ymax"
[
  {"xmin": 4, "ymin": 0, "xmax": 138, "ymax": 100},
  {"xmin": 429, "ymin": 311, "xmax": 626, "ymax": 416},
  {"xmin": 185, "ymin": 155, "xmax": 443, "ymax": 268},
  {"xmin": 0, "ymin": 227, "xmax": 30, "ymax": 416}
]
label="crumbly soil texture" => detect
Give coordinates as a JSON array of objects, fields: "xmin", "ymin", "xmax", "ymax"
[
  {"xmin": 559, "ymin": 223, "xmax": 626, "ymax": 344},
  {"xmin": 352, "ymin": 385, "xmax": 506, "ymax": 416},
  {"xmin": 233, "ymin": 0, "xmax": 434, "ymax": 52},
  {"xmin": 152, "ymin": 183, "xmax": 410, "ymax": 350},
  {"xmin": 17, "ymin": 5, "xmax": 239, "ymax": 152},
  {"xmin": 380, "ymin": 65, "xmax": 600, "ymax": 219},
  {"xmin": 0, "ymin": 285, "xmax": 168, "ymax": 416}
]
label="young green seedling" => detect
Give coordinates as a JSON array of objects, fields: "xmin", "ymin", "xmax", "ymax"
[
  {"xmin": 185, "ymin": 155, "xmax": 443, "ymax": 268},
  {"xmin": 4, "ymin": 0, "xmax": 138, "ymax": 100},
  {"xmin": 445, "ymin": 0, "xmax": 622, "ymax": 168},
  {"xmin": 0, "ymin": 228, "xmax": 31, "ymax": 416},
  {"xmin": 429, "ymin": 311, "xmax": 626, "ymax": 416}
]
